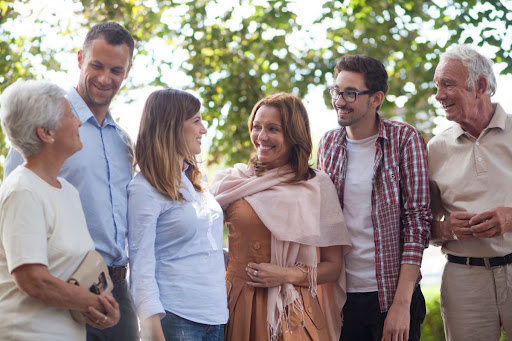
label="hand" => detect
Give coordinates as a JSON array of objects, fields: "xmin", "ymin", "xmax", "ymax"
[
  {"xmin": 469, "ymin": 207, "xmax": 512, "ymax": 238},
  {"xmin": 246, "ymin": 262, "xmax": 294, "ymax": 288},
  {"xmin": 381, "ymin": 302, "xmax": 410, "ymax": 341},
  {"xmin": 84, "ymin": 294, "xmax": 120, "ymax": 330},
  {"xmin": 447, "ymin": 212, "xmax": 477, "ymax": 240}
]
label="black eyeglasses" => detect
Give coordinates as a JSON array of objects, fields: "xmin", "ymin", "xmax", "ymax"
[{"xmin": 328, "ymin": 88, "xmax": 377, "ymax": 103}]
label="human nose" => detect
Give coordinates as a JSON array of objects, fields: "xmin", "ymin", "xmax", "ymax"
[
  {"xmin": 258, "ymin": 129, "xmax": 268, "ymax": 141},
  {"xmin": 75, "ymin": 115, "xmax": 82, "ymax": 127},
  {"xmin": 435, "ymin": 87, "xmax": 445, "ymax": 102},
  {"xmin": 97, "ymin": 70, "xmax": 110, "ymax": 85},
  {"xmin": 200, "ymin": 122, "xmax": 207, "ymax": 134}
]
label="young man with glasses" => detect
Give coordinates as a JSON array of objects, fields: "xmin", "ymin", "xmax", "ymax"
[{"xmin": 317, "ymin": 55, "xmax": 431, "ymax": 341}]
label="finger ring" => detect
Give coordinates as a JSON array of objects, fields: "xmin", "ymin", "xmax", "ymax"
[
  {"xmin": 254, "ymin": 270, "xmax": 258, "ymax": 277},
  {"xmin": 103, "ymin": 315, "xmax": 108, "ymax": 322},
  {"xmin": 95, "ymin": 319, "xmax": 100, "ymax": 324}
]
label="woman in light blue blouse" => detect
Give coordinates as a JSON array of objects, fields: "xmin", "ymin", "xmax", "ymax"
[{"xmin": 128, "ymin": 89, "xmax": 228, "ymax": 341}]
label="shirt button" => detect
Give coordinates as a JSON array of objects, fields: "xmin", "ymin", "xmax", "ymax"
[
  {"xmin": 476, "ymin": 141, "xmax": 480, "ymax": 146},
  {"xmin": 253, "ymin": 242, "xmax": 261, "ymax": 250},
  {"xmin": 478, "ymin": 157, "xmax": 482, "ymax": 161}
]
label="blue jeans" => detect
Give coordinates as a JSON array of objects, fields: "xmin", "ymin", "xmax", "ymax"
[
  {"xmin": 161, "ymin": 311, "xmax": 224, "ymax": 341},
  {"xmin": 86, "ymin": 279, "xmax": 140, "ymax": 341}
]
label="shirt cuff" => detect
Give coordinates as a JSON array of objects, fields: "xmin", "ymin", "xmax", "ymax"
[
  {"xmin": 400, "ymin": 242, "xmax": 425, "ymax": 267},
  {"xmin": 138, "ymin": 300, "xmax": 166, "ymax": 322}
]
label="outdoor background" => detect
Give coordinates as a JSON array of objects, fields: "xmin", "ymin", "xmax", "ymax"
[{"xmin": 1, "ymin": 0, "xmax": 511, "ymax": 339}]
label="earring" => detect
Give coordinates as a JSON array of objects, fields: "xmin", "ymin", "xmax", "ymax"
[{"xmin": 51, "ymin": 138, "xmax": 55, "ymax": 142}]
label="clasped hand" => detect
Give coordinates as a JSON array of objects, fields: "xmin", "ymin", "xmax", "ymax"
[
  {"xmin": 446, "ymin": 207, "xmax": 512, "ymax": 240},
  {"xmin": 245, "ymin": 262, "xmax": 292, "ymax": 288},
  {"xmin": 83, "ymin": 293, "xmax": 120, "ymax": 330}
]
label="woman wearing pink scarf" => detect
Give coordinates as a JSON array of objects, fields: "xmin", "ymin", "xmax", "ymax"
[{"xmin": 211, "ymin": 93, "xmax": 351, "ymax": 341}]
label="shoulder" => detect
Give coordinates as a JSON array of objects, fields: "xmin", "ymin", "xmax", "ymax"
[
  {"xmin": 310, "ymin": 169, "xmax": 335, "ymax": 188},
  {"xmin": 0, "ymin": 170, "xmax": 42, "ymax": 206},
  {"xmin": 427, "ymin": 125, "xmax": 454, "ymax": 151},
  {"xmin": 320, "ymin": 128, "xmax": 343, "ymax": 142},
  {"xmin": 128, "ymin": 172, "xmax": 165, "ymax": 200},
  {"xmin": 380, "ymin": 117, "xmax": 426, "ymax": 148},
  {"xmin": 381, "ymin": 117, "xmax": 422, "ymax": 136}
]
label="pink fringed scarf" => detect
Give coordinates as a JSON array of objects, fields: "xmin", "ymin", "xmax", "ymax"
[{"xmin": 211, "ymin": 164, "xmax": 351, "ymax": 340}]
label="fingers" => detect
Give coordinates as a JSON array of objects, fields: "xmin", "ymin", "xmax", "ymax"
[
  {"xmin": 86, "ymin": 295, "xmax": 120, "ymax": 329},
  {"xmin": 451, "ymin": 211, "xmax": 476, "ymax": 220},
  {"xmin": 468, "ymin": 210, "xmax": 494, "ymax": 226},
  {"xmin": 98, "ymin": 295, "xmax": 120, "ymax": 326}
]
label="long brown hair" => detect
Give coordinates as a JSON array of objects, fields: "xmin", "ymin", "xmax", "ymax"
[
  {"xmin": 135, "ymin": 89, "xmax": 204, "ymax": 200},
  {"xmin": 248, "ymin": 92, "xmax": 316, "ymax": 182}
]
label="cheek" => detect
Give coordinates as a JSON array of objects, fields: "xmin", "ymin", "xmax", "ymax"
[{"xmin": 250, "ymin": 132, "xmax": 258, "ymax": 144}]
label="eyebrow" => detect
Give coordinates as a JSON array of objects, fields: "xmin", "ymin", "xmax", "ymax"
[{"xmin": 333, "ymin": 85, "xmax": 361, "ymax": 91}]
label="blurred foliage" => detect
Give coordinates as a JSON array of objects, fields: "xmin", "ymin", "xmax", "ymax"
[{"xmin": 1, "ymin": 0, "xmax": 511, "ymax": 170}]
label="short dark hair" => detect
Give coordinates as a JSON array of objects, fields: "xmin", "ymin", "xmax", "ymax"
[
  {"xmin": 334, "ymin": 55, "xmax": 389, "ymax": 95},
  {"xmin": 83, "ymin": 22, "xmax": 135, "ymax": 61}
]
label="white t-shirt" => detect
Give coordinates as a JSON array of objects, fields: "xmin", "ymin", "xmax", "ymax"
[
  {"xmin": 0, "ymin": 166, "xmax": 94, "ymax": 341},
  {"xmin": 344, "ymin": 134, "xmax": 379, "ymax": 292}
]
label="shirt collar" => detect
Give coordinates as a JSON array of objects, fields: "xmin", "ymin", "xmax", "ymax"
[
  {"xmin": 67, "ymin": 87, "xmax": 116, "ymax": 127},
  {"xmin": 452, "ymin": 103, "xmax": 507, "ymax": 140}
]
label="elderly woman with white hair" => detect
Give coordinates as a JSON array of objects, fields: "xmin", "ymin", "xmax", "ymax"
[{"xmin": 0, "ymin": 80, "xmax": 120, "ymax": 340}]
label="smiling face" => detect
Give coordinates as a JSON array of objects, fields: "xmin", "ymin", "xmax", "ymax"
[
  {"xmin": 332, "ymin": 70, "xmax": 377, "ymax": 130},
  {"xmin": 52, "ymin": 100, "xmax": 83, "ymax": 157},
  {"xmin": 77, "ymin": 38, "xmax": 131, "ymax": 118},
  {"xmin": 182, "ymin": 110, "xmax": 207, "ymax": 156},
  {"xmin": 250, "ymin": 105, "xmax": 291, "ymax": 170},
  {"xmin": 434, "ymin": 58, "xmax": 478, "ymax": 124}
]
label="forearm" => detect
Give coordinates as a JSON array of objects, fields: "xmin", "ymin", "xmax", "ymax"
[
  {"xmin": 13, "ymin": 264, "xmax": 102, "ymax": 312},
  {"xmin": 142, "ymin": 315, "xmax": 165, "ymax": 341},
  {"xmin": 391, "ymin": 264, "xmax": 420, "ymax": 308},
  {"xmin": 286, "ymin": 245, "xmax": 342, "ymax": 287}
]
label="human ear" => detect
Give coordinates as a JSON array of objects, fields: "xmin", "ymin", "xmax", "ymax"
[
  {"xmin": 36, "ymin": 126, "xmax": 55, "ymax": 144},
  {"xmin": 475, "ymin": 76, "xmax": 488, "ymax": 99},
  {"xmin": 372, "ymin": 91, "xmax": 386, "ymax": 108}
]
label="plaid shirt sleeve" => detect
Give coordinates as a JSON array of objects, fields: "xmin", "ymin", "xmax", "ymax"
[{"xmin": 399, "ymin": 130, "xmax": 432, "ymax": 266}]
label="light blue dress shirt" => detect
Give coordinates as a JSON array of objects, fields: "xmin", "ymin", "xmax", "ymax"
[
  {"xmin": 4, "ymin": 87, "xmax": 134, "ymax": 267},
  {"xmin": 127, "ymin": 169, "xmax": 228, "ymax": 324}
]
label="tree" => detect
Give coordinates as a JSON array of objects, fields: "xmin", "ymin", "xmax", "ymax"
[
  {"xmin": 1, "ymin": 0, "xmax": 511, "ymax": 171},
  {"xmin": 315, "ymin": 0, "xmax": 512, "ymax": 140},
  {"xmin": 0, "ymin": 0, "xmax": 59, "ymax": 178}
]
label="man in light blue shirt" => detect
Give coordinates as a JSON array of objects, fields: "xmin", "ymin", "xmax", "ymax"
[{"xmin": 4, "ymin": 22, "xmax": 139, "ymax": 340}]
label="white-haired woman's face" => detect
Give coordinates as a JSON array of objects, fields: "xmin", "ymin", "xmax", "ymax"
[{"xmin": 51, "ymin": 100, "xmax": 83, "ymax": 156}]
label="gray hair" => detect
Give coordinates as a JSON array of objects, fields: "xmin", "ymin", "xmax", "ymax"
[
  {"xmin": 0, "ymin": 80, "xmax": 67, "ymax": 157},
  {"xmin": 440, "ymin": 44, "xmax": 497, "ymax": 97}
]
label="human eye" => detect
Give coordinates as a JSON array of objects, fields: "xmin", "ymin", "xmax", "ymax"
[{"xmin": 345, "ymin": 91, "xmax": 357, "ymax": 101}]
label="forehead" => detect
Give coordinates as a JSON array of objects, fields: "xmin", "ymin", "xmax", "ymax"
[
  {"xmin": 254, "ymin": 105, "xmax": 282, "ymax": 123},
  {"xmin": 434, "ymin": 58, "xmax": 467, "ymax": 84},
  {"xmin": 83, "ymin": 38, "xmax": 131, "ymax": 67},
  {"xmin": 334, "ymin": 70, "xmax": 366, "ymax": 90}
]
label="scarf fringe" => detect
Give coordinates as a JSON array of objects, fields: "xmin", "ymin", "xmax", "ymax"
[{"xmin": 267, "ymin": 264, "xmax": 317, "ymax": 341}]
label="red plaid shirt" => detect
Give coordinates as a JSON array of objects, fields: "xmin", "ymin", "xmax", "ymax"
[{"xmin": 317, "ymin": 114, "xmax": 431, "ymax": 312}]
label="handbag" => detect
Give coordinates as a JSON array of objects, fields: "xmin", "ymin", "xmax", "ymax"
[{"xmin": 67, "ymin": 250, "xmax": 114, "ymax": 323}]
